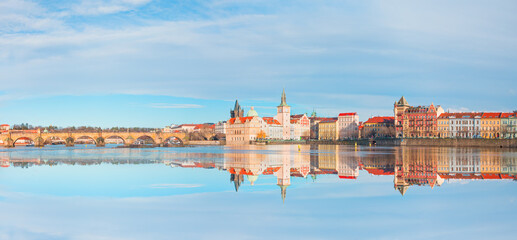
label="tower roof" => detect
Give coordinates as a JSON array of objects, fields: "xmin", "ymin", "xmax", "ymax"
[
  {"xmin": 278, "ymin": 88, "xmax": 289, "ymax": 107},
  {"xmin": 397, "ymin": 96, "xmax": 409, "ymax": 106}
]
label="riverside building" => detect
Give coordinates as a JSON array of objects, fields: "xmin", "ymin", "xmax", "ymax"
[{"xmin": 226, "ymin": 90, "xmax": 310, "ymax": 145}]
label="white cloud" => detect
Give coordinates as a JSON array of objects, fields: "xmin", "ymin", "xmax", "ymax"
[
  {"xmin": 150, "ymin": 103, "xmax": 204, "ymax": 109},
  {"xmin": 149, "ymin": 183, "xmax": 203, "ymax": 188}
]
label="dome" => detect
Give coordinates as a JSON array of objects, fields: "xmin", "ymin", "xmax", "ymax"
[
  {"xmin": 246, "ymin": 106, "xmax": 259, "ymax": 117},
  {"xmin": 246, "ymin": 175, "xmax": 259, "ymax": 185}
]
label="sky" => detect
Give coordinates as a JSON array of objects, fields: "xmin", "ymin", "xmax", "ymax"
[{"xmin": 1, "ymin": 0, "xmax": 517, "ymax": 128}]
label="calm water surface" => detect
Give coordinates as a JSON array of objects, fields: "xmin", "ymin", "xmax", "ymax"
[{"xmin": 0, "ymin": 145, "xmax": 516, "ymax": 240}]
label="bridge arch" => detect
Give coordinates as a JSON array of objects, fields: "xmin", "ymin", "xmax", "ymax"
[
  {"xmin": 104, "ymin": 135, "xmax": 125, "ymax": 145},
  {"xmin": 74, "ymin": 136, "xmax": 97, "ymax": 144},
  {"xmin": 13, "ymin": 137, "xmax": 34, "ymax": 146},
  {"xmin": 134, "ymin": 135, "xmax": 155, "ymax": 145},
  {"xmin": 44, "ymin": 136, "xmax": 66, "ymax": 145},
  {"xmin": 163, "ymin": 136, "xmax": 184, "ymax": 145}
]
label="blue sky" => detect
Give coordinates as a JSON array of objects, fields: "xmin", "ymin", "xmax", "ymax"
[{"xmin": 1, "ymin": 0, "xmax": 516, "ymax": 127}]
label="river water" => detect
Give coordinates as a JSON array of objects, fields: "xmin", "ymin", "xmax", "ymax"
[{"xmin": 0, "ymin": 145, "xmax": 516, "ymax": 240}]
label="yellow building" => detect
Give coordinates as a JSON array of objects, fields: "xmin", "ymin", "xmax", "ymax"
[
  {"xmin": 481, "ymin": 112, "xmax": 501, "ymax": 138},
  {"xmin": 318, "ymin": 118, "xmax": 338, "ymax": 140},
  {"xmin": 437, "ymin": 114, "xmax": 450, "ymax": 138},
  {"xmin": 362, "ymin": 116, "xmax": 395, "ymax": 138}
]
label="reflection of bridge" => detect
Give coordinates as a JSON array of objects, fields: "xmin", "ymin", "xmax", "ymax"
[{"xmin": 2, "ymin": 130, "xmax": 187, "ymax": 147}]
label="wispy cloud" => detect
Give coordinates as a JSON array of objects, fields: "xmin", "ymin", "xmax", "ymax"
[
  {"xmin": 149, "ymin": 183, "xmax": 203, "ymax": 189},
  {"xmin": 150, "ymin": 103, "xmax": 204, "ymax": 109}
]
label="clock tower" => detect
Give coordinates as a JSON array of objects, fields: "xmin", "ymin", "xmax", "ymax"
[{"xmin": 276, "ymin": 89, "xmax": 291, "ymax": 140}]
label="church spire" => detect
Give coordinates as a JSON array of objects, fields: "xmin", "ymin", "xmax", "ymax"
[
  {"xmin": 279, "ymin": 88, "xmax": 288, "ymax": 107},
  {"xmin": 279, "ymin": 185, "xmax": 287, "ymax": 204}
]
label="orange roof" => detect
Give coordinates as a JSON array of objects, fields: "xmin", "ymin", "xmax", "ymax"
[
  {"xmin": 482, "ymin": 112, "xmax": 502, "ymax": 118},
  {"xmin": 365, "ymin": 116, "xmax": 394, "ymax": 124},
  {"xmin": 365, "ymin": 168, "xmax": 394, "ymax": 175},
  {"xmin": 263, "ymin": 117, "xmax": 281, "ymax": 125},
  {"xmin": 228, "ymin": 116, "xmax": 255, "ymax": 125},
  {"xmin": 501, "ymin": 113, "xmax": 517, "ymax": 118},
  {"xmin": 338, "ymin": 175, "xmax": 357, "ymax": 179},
  {"xmin": 339, "ymin": 112, "xmax": 357, "ymax": 116},
  {"xmin": 439, "ymin": 112, "xmax": 482, "ymax": 119},
  {"xmin": 0, "ymin": 124, "xmax": 9, "ymax": 127}
]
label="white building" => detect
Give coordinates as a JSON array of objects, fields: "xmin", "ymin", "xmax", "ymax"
[
  {"xmin": 215, "ymin": 121, "xmax": 227, "ymax": 134},
  {"xmin": 337, "ymin": 112, "xmax": 359, "ymax": 139},
  {"xmin": 290, "ymin": 114, "xmax": 310, "ymax": 140},
  {"xmin": 444, "ymin": 113, "xmax": 482, "ymax": 138}
]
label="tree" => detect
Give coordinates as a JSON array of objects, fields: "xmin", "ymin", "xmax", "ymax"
[{"xmin": 257, "ymin": 130, "xmax": 267, "ymax": 140}]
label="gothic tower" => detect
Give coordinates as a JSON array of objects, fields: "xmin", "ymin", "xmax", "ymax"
[
  {"xmin": 230, "ymin": 100, "xmax": 244, "ymax": 118},
  {"xmin": 276, "ymin": 89, "xmax": 291, "ymax": 140}
]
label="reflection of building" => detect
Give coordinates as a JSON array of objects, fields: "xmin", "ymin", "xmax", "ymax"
[
  {"xmin": 222, "ymin": 145, "xmax": 311, "ymax": 201},
  {"xmin": 394, "ymin": 147, "xmax": 442, "ymax": 195}
]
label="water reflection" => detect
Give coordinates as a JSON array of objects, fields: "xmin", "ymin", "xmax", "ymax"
[{"xmin": 1, "ymin": 145, "xmax": 516, "ymax": 199}]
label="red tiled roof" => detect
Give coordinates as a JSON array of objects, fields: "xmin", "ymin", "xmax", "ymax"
[
  {"xmin": 439, "ymin": 112, "xmax": 482, "ymax": 119},
  {"xmin": 482, "ymin": 112, "xmax": 502, "ymax": 118},
  {"xmin": 290, "ymin": 114, "xmax": 305, "ymax": 119},
  {"xmin": 263, "ymin": 117, "xmax": 281, "ymax": 125},
  {"xmin": 228, "ymin": 117, "xmax": 255, "ymax": 125},
  {"xmin": 338, "ymin": 175, "xmax": 357, "ymax": 179},
  {"xmin": 500, "ymin": 113, "xmax": 516, "ymax": 118},
  {"xmin": 0, "ymin": 124, "xmax": 9, "ymax": 127},
  {"xmin": 365, "ymin": 168, "xmax": 394, "ymax": 175},
  {"xmin": 320, "ymin": 118, "xmax": 337, "ymax": 123},
  {"xmin": 365, "ymin": 116, "xmax": 394, "ymax": 124},
  {"xmin": 339, "ymin": 112, "xmax": 357, "ymax": 116}
]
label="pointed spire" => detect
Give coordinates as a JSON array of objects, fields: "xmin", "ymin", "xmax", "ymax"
[
  {"xmin": 397, "ymin": 96, "xmax": 409, "ymax": 106},
  {"xmin": 279, "ymin": 185, "xmax": 287, "ymax": 204},
  {"xmin": 278, "ymin": 88, "xmax": 289, "ymax": 107}
]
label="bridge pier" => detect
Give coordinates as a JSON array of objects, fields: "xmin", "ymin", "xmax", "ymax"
[
  {"xmin": 65, "ymin": 137, "xmax": 75, "ymax": 147},
  {"xmin": 96, "ymin": 137, "xmax": 105, "ymax": 147},
  {"xmin": 3, "ymin": 138, "xmax": 14, "ymax": 148},
  {"xmin": 34, "ymin": 137, "xmax": 45, "ymax": 148}
]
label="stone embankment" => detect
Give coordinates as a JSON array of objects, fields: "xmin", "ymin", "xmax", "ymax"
[{"xmin": 264, "ymin": 138, "xmax": 517, "ymax": 148}]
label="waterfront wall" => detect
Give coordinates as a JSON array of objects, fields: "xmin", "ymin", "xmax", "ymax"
[
  {"xmin": 305, "ymin": 138, "xmax": 517, "ymax": 148},
  {"xmin": 400, "ymin": 138, "xmax": 517, "ymax": 148},
  {"xmin": 186, "ymin": 140, "xmax": 223, "ymax": 145}
]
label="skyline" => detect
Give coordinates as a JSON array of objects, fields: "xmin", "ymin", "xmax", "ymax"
[{"xmin": 1, "ymin": 0, "xmax": 517, "ymax": 127}]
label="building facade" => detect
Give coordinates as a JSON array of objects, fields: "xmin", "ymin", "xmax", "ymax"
[
  {"xmin": 394, "ymin": 96, "xmax": 410, "ymax": 138},
  {"xmin": 337, "ymin": 112, "xmax": 359, "ymax": 139},
  {"xmin": 402, "ymin": 103, "xmax": 444, "ymax": 138},
  {"xmin": 290, "ymin": 114, "xmax": 311, "ymax": 140},
  {"xmin": 362, "ymin": 116, "xmax": 395, "ymax": 138},
  {"xmin": 481, "ymin": 112, "xmax": 501, "ymax": 138},
  {"xmin": 215, "ymin": 121, "xmax": 227, "ymax": 134},
  {"xmin": 501, "ymin": 113, "xmax": 517, "ymax": 139},
  {"xmin": 318, "ymin": 118, "xmax": 338, "ymax": 140},
  {"xmin": 277, "ymin": 89, "xmax": 291, "ymax": 140}
]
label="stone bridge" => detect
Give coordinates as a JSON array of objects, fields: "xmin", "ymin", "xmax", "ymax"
[{"xmin": 2, "ymin": 130, "xmax": 187, "ymax": 147}]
